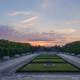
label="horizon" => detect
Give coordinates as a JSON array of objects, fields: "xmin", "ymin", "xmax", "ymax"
[{"xmin": 0, "ymin": 0, "xmax": 80, "ymax": 46}]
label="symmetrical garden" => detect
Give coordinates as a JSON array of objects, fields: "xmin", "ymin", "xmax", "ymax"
[{"xmin": 17, "ymin": 54, "xmax": 80, "ymax": 73}]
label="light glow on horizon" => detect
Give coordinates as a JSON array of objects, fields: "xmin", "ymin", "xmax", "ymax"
[{"xmin": 21, "ymin": 40, "xmax": 68, "ymax": 46}]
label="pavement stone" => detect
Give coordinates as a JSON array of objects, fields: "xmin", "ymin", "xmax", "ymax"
[{"xmin": 0, "ymin": 53, "xmax": 80, "ymax": 80}]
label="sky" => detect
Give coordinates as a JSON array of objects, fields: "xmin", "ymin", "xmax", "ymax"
[{"xmin": 0, "ymin": 0, "xmax": 80, "ymax": 46}]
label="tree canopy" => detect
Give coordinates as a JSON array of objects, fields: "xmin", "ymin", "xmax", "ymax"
[
  {"xmin": 0, "ymin": 39, "xmax": 32, "ymax": 59},
  {"xmin": 62, "ymin": 41, "xmax": 80, "ymax": 54}
]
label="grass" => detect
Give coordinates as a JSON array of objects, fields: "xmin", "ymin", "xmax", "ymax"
[
  {"xmin": 36, "ymin": 57, "xmax": 62, "ymax": 59},
  {"xmin": 37, "ymin": 54, "xmax": 59, "ymax": 57},
  {"xmin": 32, "ymin": 58, "xmax": 65, "ymax": 63},
  {"xmin": 18, "ymin": 63, "xmax": 80, "ymax": 72},
  {"xmin": 36, "ymin": 55, "xmax": 61, "ymax": 59},
  {"xmin": 17, "ymin": 54, "xmax": 80, "ymax": 73}
]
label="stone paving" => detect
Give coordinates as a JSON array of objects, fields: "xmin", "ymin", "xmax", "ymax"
[
  {"xmin": 0, "ymin": 54, "xmax": 38, "ymax": 71},
  {"xmin": 0, "ymin": 53, "xmax": 80, "ymax": 80},
  {"xmin": 1, "ymin": 74, "xmax": 80, "ymax": 80},
  {"xmin": 58, "ymin": 54, "xmax": 80, "ymax": 68}
]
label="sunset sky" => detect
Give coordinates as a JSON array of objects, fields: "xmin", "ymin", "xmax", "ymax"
[{"xmin": 0, "ymin": 0, "xmax": 80, "ymax": 46}]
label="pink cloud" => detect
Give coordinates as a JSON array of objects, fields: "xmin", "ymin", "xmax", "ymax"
[{"xmin": 0, "ymin": 25, "xmax": 70, "ymax": 46}]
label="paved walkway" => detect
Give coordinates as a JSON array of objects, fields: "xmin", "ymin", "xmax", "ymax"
[
  {"xmin": 0, "ymin": 53, "xmax": 38, "ymax": 75},
  {"xmin": 1, "ymin": 74, "xmax": 80, "ymax": 80},
  {"xmin": 0, "ymin": 53, "xmax": 80, "ymax": 80},
  {"xmin": 58, "ymin": 53, "xmax": 80, "ymax": 68},
  {"xmin": 0, "ymin": 54, "xmax": 38, "ymax": 70}
]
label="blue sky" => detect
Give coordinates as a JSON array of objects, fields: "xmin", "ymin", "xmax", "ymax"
[{"xmin": 0, "ymin": 0, "xmax": 80, "ymax": 46}]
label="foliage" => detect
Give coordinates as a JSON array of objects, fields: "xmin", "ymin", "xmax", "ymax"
[
  {"xmin": 20, "ymin": 63, "xmax": 79, "ymax": 72},
  {"xmin": 62, "ymin": 41, "xmax": 80, "ymax": 54},
  {"xmin": 0, "ymin": 39, "xmax": 32, "ymax": 59}
]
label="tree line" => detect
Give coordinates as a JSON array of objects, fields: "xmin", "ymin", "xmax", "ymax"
[
  {"xmin": 33, "ymin": 41, "xmax": 80, "ymax": 55},
  {"xmin": 0, "ymin": 39, "xmax": 80, "ymax": 59},
  {"xmin": 61, "ymin": 41, "xmax": 80, "ymax": 55},
  {"xmin": 0, "ymin": 39, "xmax": 32, "ymax": 59}
]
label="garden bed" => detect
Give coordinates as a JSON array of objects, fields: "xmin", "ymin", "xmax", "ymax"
[
  {"xmin": 16, "ymin": 54, "xmax": 80, "ymax": 73},
  {"xmin": 17, "ymin": 63, "xmax": 80, "ymax": 72}
]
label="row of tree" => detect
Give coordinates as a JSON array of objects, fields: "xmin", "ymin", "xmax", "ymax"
[
  {"xmin": 61, "ymin": 41, "xmax": 80, "ymax": 55},
  {"xmin": 31, "ymin": 45, "xmax": 62, "ymax": 52},
  {"xmin": 0, "ymin": 39, "xmax": 80, "ymax": 59},
  {"xmin": 33, "ymin": 41, "xmax": 80, "ymax": 55},
  {"xmin": 0, "ymin": 39, "xmax": 32, "ymax": 59}
]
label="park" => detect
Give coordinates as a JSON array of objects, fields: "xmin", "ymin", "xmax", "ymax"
[
  {"xmin": 0, "ymin": 40, "xmax": 80, "ymax": 80},
  {"xmin": 0, "ymin": 0, "xmax": 80, "ymax": 80},
  {"xmin": 17, "ymin": 53, "xmax": 80, "ymax": 73}
]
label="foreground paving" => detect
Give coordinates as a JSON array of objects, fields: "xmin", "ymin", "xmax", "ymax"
[
  {"xmin": 0, "ymin": 53, "xmax": 80, "ymax": 80},
  {"xmin": 1, "ymin": 73, "xmax": 80, "ymax": 80}
]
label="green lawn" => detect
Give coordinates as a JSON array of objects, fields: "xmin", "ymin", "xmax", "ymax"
[
  {"xmin": 19, "ymin": 63, "xmax": 80, "ymax": 72},
  {"xmin": 36, "ymin": 57, "xmax": 62, "ymax": 59},
  {"xmin": 36, "ymin": 55, "xmax": 61, "ymax": 59},
  {"xmin": 32, "ymin": 58, "xmax": 65, "ymax": 63},
  {"xmin": 17, "ymin": 54, "xmax": 80, "ymax": 73}
]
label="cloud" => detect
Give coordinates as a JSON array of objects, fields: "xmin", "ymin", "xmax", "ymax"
[
  {"xmin": 20, "ymin": 16, "xmax": 39, "ymax": 24},
  {"xmin": 0, "ymin": 25, "xmax": 69, "ymax": 46},
  {"xmin": 54, "ymin": 28, "xmax": 76, "ymax": 34},
  {"xmin": 22, "ymin": 32, "xmax": 69, "ymax": 46},
  {"xmin": 7, "ymin": 10, "xmax": 40, "ymax": 34},
  {"xmin": 0, "ymin": 24, "xmax": 73, "ymax": 46},
  {"xmin": 0, "ymin": 25, "xmax": 13, "ymax": 35},
  {"xmin": 0, "ymin": 25, "xmax": 17, "ymax": 40},
  {"xmin": 8, "ymin": 11, "xmax": 31, "ymax": 16},
  {"xmin": 65, "ymin": 19, "xmax": 80, "ymax": 25},
  {"xmin": 23, "ymin": 32, "xmax": 68, "ymax": 42},
  {"xmin": 12, "ymin": 16, "xmax": 40, "ymax": 34}
]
